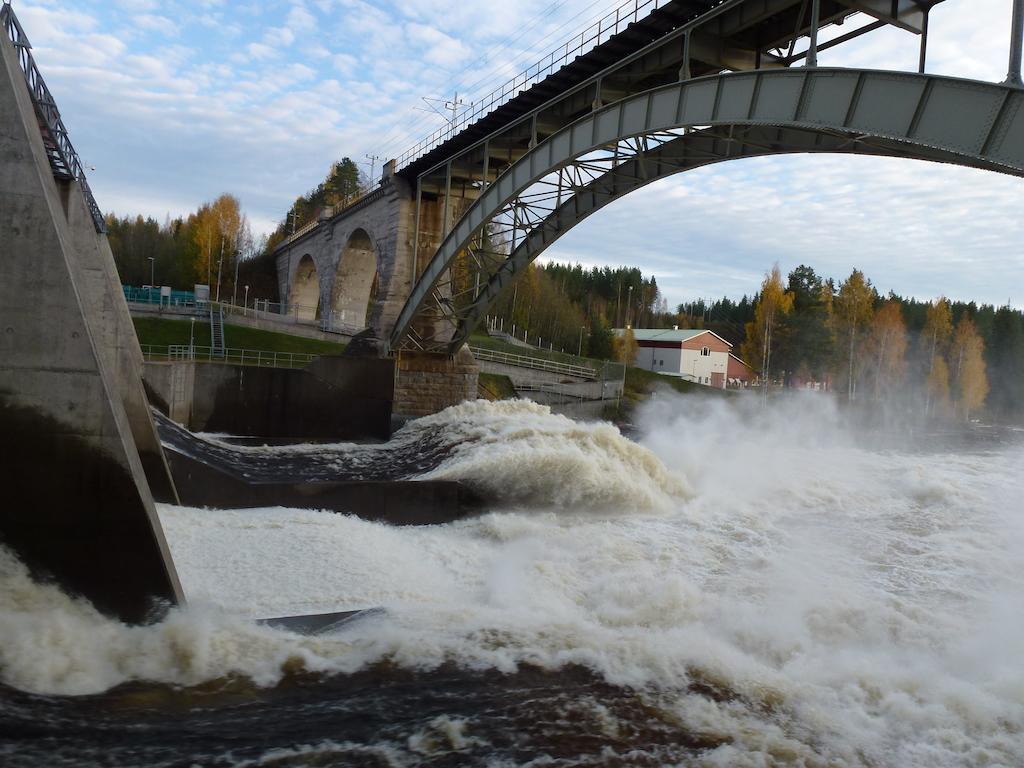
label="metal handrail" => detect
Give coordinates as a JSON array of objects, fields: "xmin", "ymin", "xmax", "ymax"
[
  {"xmin": 469, "ymin": 345, "xmax": 598, "ymax": 380},
  {"xmin": 282, "ymin": 218, "xmax": 318, "ymax": 246},
  {"xmin": 410, "ymin": 0, "xmax": 751, "ymax": 182},
  {"xmin": 274, "ymin": 182, "xmax": 391, "ymax": 252},
  {"xmin": 140, "ymin": 344, "xmax": 319, "ymax": 369},
  {"xmin": 395, "ymin": 0, "xmax": 666, "ymax": 171},
  {"xmin": 1, "ymin": 3, "xmax": 105, "ymax": 233}
]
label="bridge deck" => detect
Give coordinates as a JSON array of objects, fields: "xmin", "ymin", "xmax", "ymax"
[{"xmin": 398, "ymin": 0, "xmax": 940, "ymax": 182}]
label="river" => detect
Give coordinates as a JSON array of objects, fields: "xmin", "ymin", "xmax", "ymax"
[{"xmin": 1, "ymin": 396, "xmax": 1022, "ymax": 767}]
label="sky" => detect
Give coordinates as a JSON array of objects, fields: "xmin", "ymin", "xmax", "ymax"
[{"xmin": 10, "ymin": 0, "xmax": 1024, "ymax": 309}]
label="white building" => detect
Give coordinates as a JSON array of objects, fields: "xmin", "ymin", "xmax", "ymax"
[{"xmin": 615, "ymin": 328, "xmax": 753, "ymax": 389}]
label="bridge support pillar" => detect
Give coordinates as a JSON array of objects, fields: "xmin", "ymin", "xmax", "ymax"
[{"xmin": 393, "ymin": 347, "xmax": 478, "ymax": 418}]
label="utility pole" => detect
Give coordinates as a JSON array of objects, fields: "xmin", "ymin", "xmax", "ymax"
[
  {"xmin": 364, "ymin": 153, "xmax": 384, "ymax": 188},
  {"xmin": 215, "ymin": 235, "xmax": 224, "ymax": 303},
  {"xmin": 420, "ymin": 92, "xmax": 468, "ymax": 135}
]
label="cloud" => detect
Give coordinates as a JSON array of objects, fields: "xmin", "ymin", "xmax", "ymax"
[
  {"xmin": 133, "ymin": 14, "xmax": 179, "ymax": 37},
  {"xmin": 547, "ymin": 154, "xmax": 1024, "ymax": 308},
  {"xmin": 10, "ymin": 0, "xmax": 1021, "ymax": 317},
  {"xmin": 405, "ymin": 23, "xmax": 472, "ymax": 68},
  {"xmin": 115, "ymin": 0, "xmax": 159, "ymax": 11}
]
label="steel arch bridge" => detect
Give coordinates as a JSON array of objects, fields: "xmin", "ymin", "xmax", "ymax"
[{"xmin": 391, "ymin": 66, "xmax": 1024, "ymax": 355}]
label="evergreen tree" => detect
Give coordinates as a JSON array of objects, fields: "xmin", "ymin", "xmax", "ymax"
[{"xmin": 986, "ymin": 306, "xmax": 1023, "ymax": 418}]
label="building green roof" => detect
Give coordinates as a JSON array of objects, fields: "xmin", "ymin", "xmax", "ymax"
[{"xmin": 613, "ymin": 328, "xmax": 707, "ymax": 343}]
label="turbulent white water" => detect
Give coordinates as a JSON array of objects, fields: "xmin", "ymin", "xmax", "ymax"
[{"xmin": 2, "ymin": 397, "xmax": 1023, "ymax": 766}]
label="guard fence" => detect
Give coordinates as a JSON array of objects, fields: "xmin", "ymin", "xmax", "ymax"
[{"xmin": 140, "ymin": 344, "xmax": 318, "ymax": 369}]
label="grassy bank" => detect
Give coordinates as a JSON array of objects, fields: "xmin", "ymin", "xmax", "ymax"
[
  {"xmin": 132, "ymin": 317, "xmax": 348, "ymax": 355},
  {"xmin": 478, "ymin": 372, "xmax": 516, "ymax": 400}
]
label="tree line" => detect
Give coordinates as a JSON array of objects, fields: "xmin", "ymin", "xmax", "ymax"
[
  {"xmin": 483, "ymin": 259, "xmax": 1022, "ymax": 421},
  {"xmin": 106, "ymin": 193, "xmax": 281, "ymax": 303},
  {"xmin": 107, "ymin": 157, "xmax": 370, "ymax": 307},
  {"xmin": 103, "ymin": 155, "xmax": 1022, "ymax": 422},
  {"xmin": 737, "ymin": 264, "xmax": 1022, "ymax": 421}
]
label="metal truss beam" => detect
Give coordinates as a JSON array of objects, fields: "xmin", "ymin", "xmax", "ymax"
[{"xmin": 391, "ymin": 68, "xmax": 1024, "ymax": 354}]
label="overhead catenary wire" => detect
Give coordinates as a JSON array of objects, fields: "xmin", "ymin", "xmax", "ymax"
[
  {"xmin": 370, "ymin": 0, "xmax": 574, "ymax": 157},
  {"xmin": 374, "ymin": 0, "xmax": 637, "ymax": 161}
]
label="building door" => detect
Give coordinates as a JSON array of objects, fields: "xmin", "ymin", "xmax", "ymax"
[{"xmin": 711, "ymin": 372, "xmax": 725, "ymax": 389}]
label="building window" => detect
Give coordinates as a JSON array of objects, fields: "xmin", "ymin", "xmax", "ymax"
[{"xmin": 701, "ymin": 346, "xmax": 710, "ymax": 356}]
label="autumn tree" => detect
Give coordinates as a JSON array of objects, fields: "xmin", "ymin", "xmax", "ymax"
[
  {"xmin": 740, "ymin": 264, "xmax": 794, "ymax": 388},
  {"xmin": 833, "ymin": 269, "xmax": 875, "ymax": 400},
  {"xmin": 922, "ymin": 297, "xmax": 953, "ymax": 416},
  {"xmin": 867, "ymin": 299, "xmax": 908, "ymax": 400},
  {"xmin": 927, "ymin": 355, "xmax": 951, "ymax": 416},
  {"xmin": 613, "ymin": 326, "xmax": 639, "ymax": 365},
  {"xmin": 949, "ymin": 315, "xmax": 988, "ymax": 420}
]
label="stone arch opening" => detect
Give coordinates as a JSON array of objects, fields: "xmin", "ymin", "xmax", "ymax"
[
  {"xmin": 289, "ymin": 254, "xmax": 321, "ymax": 323},
  {"xmin": 330, "ymin": 228, "xmax": 378, "ymax": 333}
]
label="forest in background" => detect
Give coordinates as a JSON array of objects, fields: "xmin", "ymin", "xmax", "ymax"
[
  {"xmin": 106, "ymin": 155, "xmax": 1022, "ymax": 421},
  {"xmin": 483, "ymin": 260, "xmax": 1023, "ymax": 421},
  {"xmin": 106, "ymin": 157, "xmax": 368, "ymax": 306}
]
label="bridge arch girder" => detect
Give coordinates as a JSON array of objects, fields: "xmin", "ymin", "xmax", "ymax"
[{"xmin": 391, "ymin": 68, "xmax": 1024, "ymax": 354}]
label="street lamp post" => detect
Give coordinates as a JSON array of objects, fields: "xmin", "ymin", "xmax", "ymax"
[
  {"xmin": 147, "ymin": 256, "xmax": 154, "ymax": 288},
  {"xmin": 189, "ymin": 316, "xmax": 195, "ymax": 360},
  {"xmin": 578, "ymin": 326, "xmax": 587, "ymax": 357},
  {"xmin": 244, "ymin": 285, "xmax": 250, "ymax": 316},
  {"xmin": 626, "ymin": 285, "xmax": 633, "ymax": 328}
]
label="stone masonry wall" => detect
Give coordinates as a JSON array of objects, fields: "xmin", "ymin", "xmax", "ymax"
[{"xmin": 393, "ymin": 347, "xmax": 479, "ymax": 417}]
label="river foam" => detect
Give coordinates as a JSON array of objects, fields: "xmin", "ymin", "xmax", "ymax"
[{"xmin": 2, "ymin": 396, "xmax": 1022, "ymax": 766}]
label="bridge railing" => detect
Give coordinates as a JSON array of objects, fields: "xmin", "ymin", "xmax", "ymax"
[
  {"xmin": 140, "ymin": 344, "xmax": 319, "ymax": 369},
  {"xmin": 1, "ymin": 3, "xmax": 105, "ymax": 233},
  {"xmin": 395, "ymin": 0, "xmax": 667, "ymax": 171},
  {"xmin": 469, "ymin": 345, "xmax": 599, "ymax": 380}
]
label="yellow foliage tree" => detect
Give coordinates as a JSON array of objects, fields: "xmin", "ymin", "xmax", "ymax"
[
  {"xmin": 191, "ymin": 194, "xmax": 243, "ymax": 300},
  {"xmin": 950, "ymin": 315, "xmax": 988, "ymax": 420},
  {"xmin": 613, "ymin": 327, "xmax": 638, "ymax": 365},
  {"xmin": 922, "ymin": 296, "xmax": 953, "ymax": 416},
  {"xmin": 927, "ymin": 354, "xmax": 951, "ymax": 417},
  {"xmin": 740, "ymin": 264, "xmax": 794, "ymax": 387},
  {"xmin": 834, "ymin": 269, "xmax": 875, "ymax": 400},
  {"xmin": 867, "ymin": 299, "xmax": 908, "ymax": 399}
]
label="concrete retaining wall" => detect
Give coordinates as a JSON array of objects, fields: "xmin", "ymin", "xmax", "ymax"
[
  {"xmin": 0, "ymin": 27, "xmax": 183, "ymax": 622},
  {"xmin": 145, "ymin": 356, "xmax": 394, "ymax": 440}
]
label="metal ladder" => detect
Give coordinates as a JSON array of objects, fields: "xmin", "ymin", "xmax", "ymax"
[{"xmin": 209, "ymin": 307, "xmax": 226, "ymax": 358}]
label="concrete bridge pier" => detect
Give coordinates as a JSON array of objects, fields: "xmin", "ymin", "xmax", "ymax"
[
  {"xmin": 392, "ymin": 347, "xmax": 478, "ymax": 418},
  {"xmin": 276, "ymin": 166, "xmax": 483, "ymax": 418}
]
